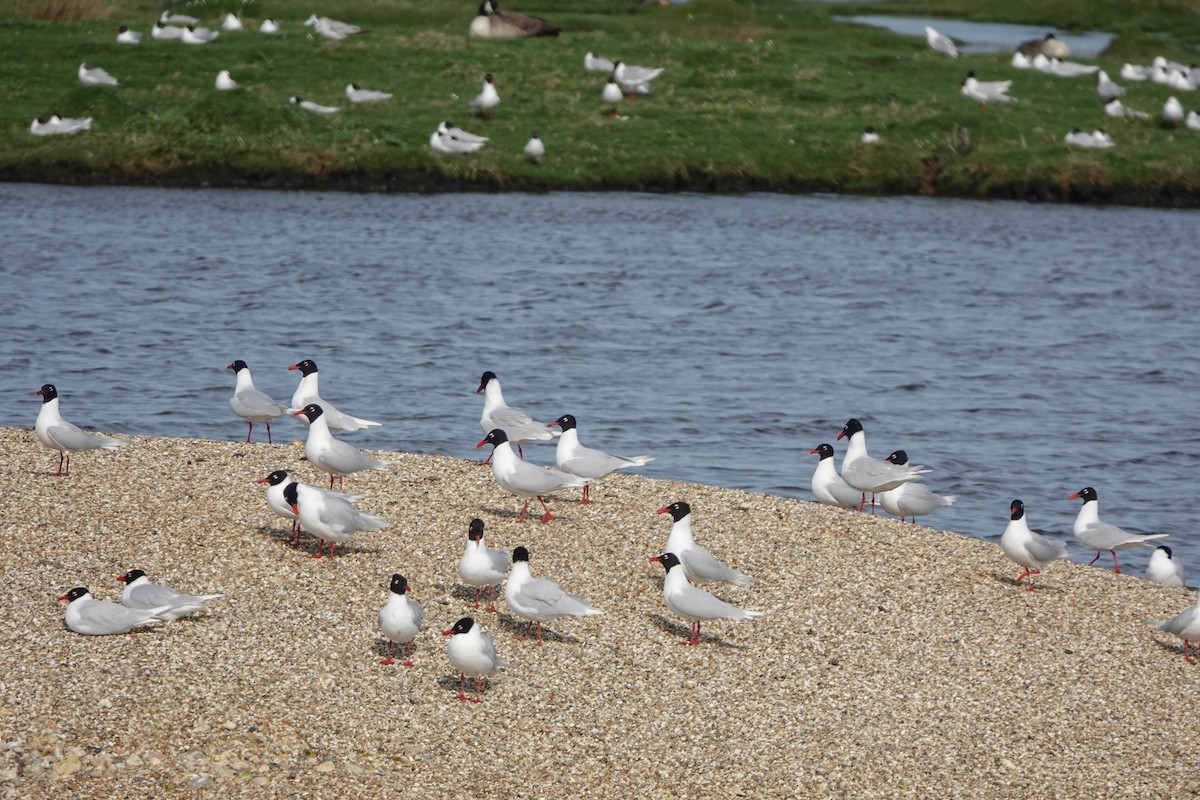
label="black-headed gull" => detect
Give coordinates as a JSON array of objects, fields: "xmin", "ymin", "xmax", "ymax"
[
  {"xmin": 288, "ymin": 359, "xmax": 381, "ymax": 432},
  {"xmin": 1042, "ymin": 57, "xmax": 1098, "ymax": 78},
  {"xmin": 118, "ymin": 569, "xmax": 223, "ymax": 621},
  {"xmin": 1070, "ymin": 486, "xmax": 1167, "ymax": 574},
  {"xmin": 222, "ymin": 12, "xmax": 243, "ymax": 31},
  {"xmin": 602, "ymin": 77, "xmax": 623, "ymax": 108},
  {"xmin": 477, "ymin": 429, "xmax": 587, "ymax": 523},
  {"xmin": 430, "ymin": 129, "xmax": 486, "ymax": 154},
  {"xmin": 657, "ymin": 501, "xmax": 754, "ymax": 587},
  {"xmin": 78, "ymin": 63, "xmax": 121, "ymax": 86},
  {"xmin": 809, "ymin": 443, "xmax": 862, "ymax": 510},
  {"xmin": 524, "ymin": 132, "xmax": 545, "ymax": 164},
  {"xmin": 477, "ymin": 371, "xmax": 556, "ymax": 458},
  {"xmin": 613, "ymin": 60, "xmax": 663, "ymax": 95},
  {"xmin": 469, "ymin": 73, "xmax": 500, "ymax": 120},
  {"xmin": 290, "ymin": 96, "xmax": 339, "ymax": 115},
  {"xmin": 346, "ymin": 83, "xmax": 393, "ymax": 103},
  {"xmin": 58, "ymin": 587, "xmax": 167, "ymax": 635},
  {"xmin": 282, "ymin": 479, "xmax": 386, "ymax": 558},
  {"xmin": 457, "ymin": 518, "xmax": 509, "ymax": 611},
  {"xmin": 294, "ymin": 404, "xmax": 388, "ymax": 489},
  {"xmin": 585, "ymin": 52, "xmax": 615, "ymax": 72},
  {"xmin": 443, "ymin": 617, "xmax": 508, "ymax": 703},
  {"xmin": 879, "ymin": 450, "xmax": 957, "ymax": 523},
  {"xmin": 257, "ymin": 470, "xmax": 363, "ymax": 546},
  {"xmin": 861, "ymin": 126, "xmax": 881, "ymax": 144},
  {"xmin": 304, "ymin": 14, "xmax": 363, "ymax": 39},
  {"xmin": 504, "ymin": 546, "xmax": 602, "ymax": 646},
  {"xmin": 438, "ymin": 121, "xmax": 488, "ymax": 144},
  {"xmin": 1145, "ymin": 545, "xmax": 1185, "ymax": 588},
  {"xmin": 227, "ymin": 360, "xmax": 288, "ymax": 443},
  {"xmin": 35, "ymin": 383, "xmax": 128, "ymax": 476},
  {"xmin": 960, "ymin": 72, "xmax": 1016, "ymax": 105},
  {"xmin": 1162, "ymin": 97, "xmax": 1185, "ymax": 128},
  {"xmin": 1151, "ymin": 591, "xmax": 1200, "ymax": 663},
  {"xmin": 380, "ymin": 574, "xmax": 424, "ymax": 667},
  {"xmin": 259, "ymin": 18, "xmax": 280, "ymax": 34},
  {"xmin": 181, "ymin": 25, "xmax": 219, "ymax": 44},
  {"xmin": 1121, "ymin": 62, "xmax": 1153, "ymax": 81},
  {"xmin": 999, "ymin": 499, "xmax": 1068, "ymax": 591},
  {"xmin": 469, "ymin": 0, "xmax": 559, "ymax": 39},
  {"xmin": 151, "ymin": 21, "xmax": 184, "ymax": 40},
  {"xmin": 1096, "ymin": 70, "xmax": 1124, "ymax": 99},
  {"xmin": 216, "ymin": 70, "xmax": 239, "ymax": 91},
  {"xmin": 160, "ymin": 11, "xmax": 198, "ymax": 25},
  {"xmin": 30, "ymin": 116, "xmax": 92, "ymax": 136},
  {"xmin": 836, "ymin": 418, "xmax": 929, "ymax": 512},
  {"xmin": 116, "ymin": 25, "xmax": 141, "ymax": 44},
  {"xmin": 924, "ymin": 26, "xmax": 958, "ymax": 58},
  {"xmin": 649, "ymin": 553, "xmax": 762, "ymax": 646},
  {"xmin": 549, "ymin": 414, "xmax": 653, "ymax": 504}
]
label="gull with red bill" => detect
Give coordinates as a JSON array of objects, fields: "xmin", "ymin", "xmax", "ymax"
[
  {"xmin": 836, "ymin": 418, "xmax": 929, "ymax": 512},
  {"xmin": 549, "ymin": 414, "xmax": 653, "ymax": 503},
  {"xmin": 282, "ymin": 479, "xmax": 386, "ymax": 558},
  {"xmin": 1070, "ymin": 486, "xmax": 1167, "ymax": 573},
  {"xmin": 999, "ymin": 499, "xmax": 1068, "ymax": 591},
  {"xmin": 649, "ymin": 552, "xmax": 762, "ymax": 646},
  {"xmin": 657, "ymin": 501, "xmax": 754, "ymax": 587},
  {"xmin": 293, "ymin": 403, "xmax": 388, "ymax": 489},
  {"xmin": 287, "ymin": 359, "xmax": 381, "ymax": 432},
  {"xmin": 34, "ymin": 383, "xmax": 129, "ymax": 476},
  {"xmin": 477, "ymin": 428, "xmax": 586, "ymax": 522},
  {"xmin": 58, "ymin": 587, "xmax": 168, "ymax": 635},
  {"xmin": 380, "ymin": 574, "xmax": 424, "ymax": 667},
  {"xmin": 227, "ymin": 360, "xmax": 289, "ymax": 443},
  {"xmin": 443, "ymin": 617, "xmax": 508, "ymax": 702}
]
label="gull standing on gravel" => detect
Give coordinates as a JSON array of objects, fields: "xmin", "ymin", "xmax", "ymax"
[
  {"xmin": 836, "ymin": 418, "xmax": 929, "ymax": 512},
  {"xmin": 1145, "ymin": 546, "xmax": 1186, "ymax": 588},
  {"xmin": 181, "ymin": 25, "xmax": 219, "ymax": 44},
  {"xmin": 649, "ymin": 553, "xmax": 762, "ymax": 646},
  {"xmin": 505, "ymin": 546, "xmax": 603, "ymax": 646},
  {"xmin": 290, "ymin": 96, "xmax": 340, "ymax": 114},
  {"xmin": 118, "ymin": 569, "xmax": 223, "ymax": 621},
  {"xmin": 288, "ymin": 359, "xmax": 381, "ymax": 432},
  {"xmin": 283, "ymin": 479, "xmax": 386, "ymax": 558},
  {"xmin": 469, "ymin": 73, "xmax": 500, "ymax": 120},
  {"xmin": 116, "ymin": 25, "xmax": 141, "ymax": 44},
  {"xmin": 478, "ymin": 429, "xmax": 586, "ymax": 522},
  {"xmin": 34, "ymin": 384, "xmax": 128, "ymax": 476},
  {"xmin": 346, "ymin": 83, "xmax": 392, "ymax": 103},
  {"xmin": 58, "ymin": 588, "xmax": 167, "ymax": 635},
  {"xmin": 878, "ymin": 451, "xmax": 956, "ymax": 523},
  {"xmin": 613, "ymin": 60, "xmax": 662, "ymax": 95},
  {"xmin": 258, "ymin": 469, "xmax": 303, "ymax": 544},
  {"xmin": 548, "ymin": 414, "xmax": 653, "ymax": 503},
  {"xmin": 216, "ymin": 70, "xmax": 238, "ymax": 91},
  {"xmin": 657, "ymin": 501, "xmax": 754, "ymax": 587},
  {"xmin": 227, "ymin": 360, "xmax": 288, "ymax": 442},
  {"xmin": 1151, "ymin": 592, "xmax": 1200, "ymax": 663},
  {"xmin": 524, "ymin": 132, "xmax": 545, "ymax": 164},
  {"xmin": 458, "ymin": 518, "xmax": 510, "ymax": 612},
  {"xmin": 443, "ymin": 617, "xmax": 508, "ymax": 702},
  {"xmin": 293, "ymin": 404, "xmax": 388, "ymax": 489},
  {"xmin": 469, "ymin": 0, "xmax": 559, "ymax": 38},
  {"xmin": 999, "ymin": 499, "xmax": 1068, "ymax": 591},
  {"xmin": 78, "ymin": 63, "xmax": 121, "ymax": 86},
  {"xmin": 960, "ymin": 72, "xmax": 1015, "ymax": 106},
  {"xmin": 1070, "ymin": 486, "xmax": 1167, "ymax": 573},
  {"xmin": 809, "ymin": 444, "xmax": 862, "ymax": 510},
  {"xmin": 477, "ymin": 371, "xmax": 556, "ymax": 458},
  {"xmin": 379, "ymin": 574, "xmax": 424, "ymax": 667},
  {"xmin": 924, "ymin": 26, "xmax": 958, "ymax": 57}
]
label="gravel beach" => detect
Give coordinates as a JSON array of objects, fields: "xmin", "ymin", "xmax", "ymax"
[{"xmin": 1, "ymin": 426, "xmax": 1194, "ymax": 798}]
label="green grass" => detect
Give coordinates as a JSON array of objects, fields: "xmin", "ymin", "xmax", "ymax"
[{"xmin": 1, "ymin": 0, "xmax": 1199, "ymax": 203}]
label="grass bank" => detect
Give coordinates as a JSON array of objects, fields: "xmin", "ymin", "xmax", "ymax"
[{"xmin": 2, "ymin": 0, "xmax": 1199, "ymax": 204}]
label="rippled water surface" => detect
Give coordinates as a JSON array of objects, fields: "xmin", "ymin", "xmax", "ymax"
[{"xmin": 2, "ymin": 184, "xmax": 1196, "ymax": 574}]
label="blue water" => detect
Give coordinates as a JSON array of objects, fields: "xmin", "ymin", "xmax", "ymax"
[
  {"xmin": 836, "ymin": 16, "xmax": 1115, "ymax": 58},
  {"xmin": 2, "ymin": 183, "xmax": 1196, "ymax": 575}
]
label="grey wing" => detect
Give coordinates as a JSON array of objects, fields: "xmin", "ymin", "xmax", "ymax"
[
  {"xmin": 45, "ymin": 423, "xmax": 122, "ymax": 452},
  {"xmin": 1026, "ymin": 532, "xmax": 1067, "ymax": 563},
  {"xmin": 486, "ymin": 548, "xmax": 510, "ymax": 573},
  {"xmin": 681, "ymin": 546, "xmax": 754, "ymax": 586},
  {"xmin": 231, "ymin": 389, "xmax": 287, "ymax": 418},
  {"xmin": 411, "ymin": 601, "xmax": 425, "ymax": 629},
  {"xmin": 78, "ymin": 602, "xmax": 159, "ymax": 633},
  {"xmin": 520, "ymin": 578, "xmax": 600, "ymax": 617},
  {"xmin": 126, "ymin": 584, "xmax": 184, "ymax": 609},
  {"xmin": 319, "ymin": 497, "xmax": 386, "ymax": 534},
  {"xmin": 489, "ymin": 406, "xmax": 555, "ymax": 442},
  {"xmin": 562, "ymin": 447, "xmax": 644, "ymax": 479},
  {"xmin": 671, "ymin": 584, "xmax": 758, "ymax": 621},
  {"xmin": 327, "ymin": 439, "xmax": 386, "ymax": 473}
]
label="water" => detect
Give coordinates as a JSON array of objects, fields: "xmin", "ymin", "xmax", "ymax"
[
  {"xmin": 836, "ymin": 16, "xmax": 1115, "ymax": 57},
  {"xmin": 2, "ymin": 184, "xmax": 1197, "ymax": 576}
]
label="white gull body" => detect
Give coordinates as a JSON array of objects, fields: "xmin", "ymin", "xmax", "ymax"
[
  {"xmin": 1145, "ymin": 546, "xmax": 1186, "ymax": 588},
  {"xmin": 836, "ymin": 418, "xmax": 929, "ymax": 502},
  {"xmin": 999, "ymin": 499, "xmax": 1068, "ymax": 590},
  {"xmin": 1151, "ymin": 591, "xmax": 1200, "ymax": 662},
  {"xmin": 227, "ymin": 360, "xmax": 288, "ymax": 442},
  {"xmin": 809, "ymin": 443, "xmax": 862, "ymax": 509},
  {"xmin": 478, "ymin": 429, "xmax": 586, "ymax": 522},
  {"xmin": 346, "ymin": 84, "xmax": 393, "ymax": 103},
  {"xmin": 504, "ymin": 546, "xmax": 602, "ymax": 644},
  {"xmin": 650, "ymin": 553, "xmax": 762, "ymax": 645},
  {"xmin": 550, "ymin": 414, "xmax": 653, "ymax": 503},
  {"xmin": 283, "ymin": 479, "xmax": 386, "ymax": 558},
  {"xmin": 34, "ymin": 384, "xmax": 128, "ymax": 475},
  {"xmin": 78, "ymin": 63, "xmax": 120, "ymax": 86},
  {"xmin": 477, "ymin": 371, "xmax": 556, "ymax": 447},
  {"xmin": 288, "ymin": 359, "xmax": 381, "ymax": 431},
  {"xmin": 59, "ymin": 588, "xmax": 167, "ymax": 635},
  {"xmin": 294, "ymin": 404, "xmax": 388, "ymax": 488},
  {"xmin": 1070, "ymin": 486, "xmax": 1167, "ymax": 573},
  {"xmin": 658, "ymin": 501, "xmax": 754, "ymax": 587},
  {"xmin": 924, "ymin": 26, "xmax": 958, "ymax": 57},
  {"xmin": 457, "ymin": 518, "xmax": 510, "ymax": 609},
  {"xmin": 379, "ymin": 574, "xmax": 424, "ymax": 665},
  {"xmin": 443, "ymin": 617, "xmax": 508, "ymax": 702}
]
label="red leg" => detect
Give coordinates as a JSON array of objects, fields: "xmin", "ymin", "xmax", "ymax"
[
  {"xmin": 245, "ymin": 423, "xmax": 253, "ymax": 443},
  {"xmin": 64, "ymin": 454, "xmax": 71, "ymax": 476},
  {"xmin": 481, "ymin": 452, "xmax": 492, "ymax": 465},
  {"xmin": 1111, "ymin": 551, "xmax": 1121, "ymax": 574},
  {"xmin": 469, "ymin": 586, "xmax": 480, "ymax": 609},
  {"xmin": 536, "ymin": 622, "xmax": 543, "ymax": 647},
  {"xmin": 485, "ymin": 584, "xmax": 496, "ymax": 614},
  {"xmin": 402, "ymin": 640, "xmax": 415, "ymax": 668},
  {"xmin": 870, "ymin": 494, "xmax": 877, "ymax": 515},
  {"xmin": 472, "ymin": 676, "xmax": 484, "ymax": 703},
  {"xmin": 381, "ymin": 641, "xmax": 394, "ymax": 665},
  {"xmin": 266, "ymin": 422, "xmax": 273, "ymax": 444},
  {"xmin": 1088, "ymin": 552, "xmax": 1101, "ymax": 565},
  {"xmin": 517, "ymin": 500, "xmax": 529, "ymax": 523},
  {"xmin": 1016, "ymin": 568, "xmax": 1040, "ymax": 591},
  {"xmin": 1186, "ymin": 640, "xmax": 1195, "ymax": 664},
  {"xmin": 56, "ymin": 452, "xmax": 66, "ymax": 476},
  {"xmin": 581, "ymin": 484, "xmax": 590, "ymax": 504},
  {"xmin": 538, "ymin": 496, "xmax": 552, "ymax": 524},
  {"xmin": 858, "ymin": 493, "xmax": 865, "ymax": 511},
  {"xmin": 454, "ymin": 673, "xmax": 469, "ymax": 701}
]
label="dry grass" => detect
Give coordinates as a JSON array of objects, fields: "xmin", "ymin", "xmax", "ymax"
[{"xmin": 18, "ymin": 0, "xmax": 116, "ymax": 21}]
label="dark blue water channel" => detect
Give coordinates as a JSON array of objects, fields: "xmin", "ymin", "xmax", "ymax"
[{"xmin": 2, "ymin": 184, "xmax": 1196, "ymax": 575}]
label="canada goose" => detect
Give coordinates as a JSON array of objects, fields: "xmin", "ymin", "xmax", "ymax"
[{"xmin": 469, "ymin": 0, "xmax": 559, "ymax": 39}]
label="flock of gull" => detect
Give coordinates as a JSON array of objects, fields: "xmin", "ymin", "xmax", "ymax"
[
  {"xmin": 38, "ymin": 356, "xmax": 1200, "ymax": 699},
  {"xmin": 30, "ymin": 2, "xmax": 666, "ymax": 166},
  {"xmin": 918, "ymin": 25, "xmax": 1200, "ymax": 150}
]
